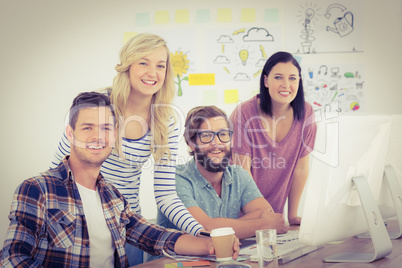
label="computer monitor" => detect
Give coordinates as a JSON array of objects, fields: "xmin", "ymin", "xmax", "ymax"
[
  {"xmin": 299, "ymin": 113, "xmax": 393, "ymax": 263},
  {"xmin": 376, "ymin": 115, "xmax": 402, "ymax": 238}
]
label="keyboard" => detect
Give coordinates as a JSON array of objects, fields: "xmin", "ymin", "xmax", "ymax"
[{"xmin": 240, "ymin": 230, "xmax": 322, "ymax": 264}]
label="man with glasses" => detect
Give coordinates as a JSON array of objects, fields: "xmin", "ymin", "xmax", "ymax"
[{"xmin": 157, "ymin": 106, "xmax": 289, "ymax": 239}]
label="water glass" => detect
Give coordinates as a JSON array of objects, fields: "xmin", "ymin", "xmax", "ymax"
[{"xmin": 256, "ymin": 229, "xmax": 278, "ymax": 268}]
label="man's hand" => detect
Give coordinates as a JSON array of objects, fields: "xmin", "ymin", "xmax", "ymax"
[
  {"xmin": 207, "ymin": 235, "xmax": 240, "ymax": 260},
  {"xmin": 261, "ymin": 210, "xmax": 289, "ymax": 234},
  {"xmin": 232, "ymin": 236, "xmax": 240, "ymax": 260},
  {"xmin": 174, "ymin": 233, "xmax": 240, "ymax": 259}
]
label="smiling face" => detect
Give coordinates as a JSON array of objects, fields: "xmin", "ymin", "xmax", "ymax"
[
  {"xmin": 264, "ymin": 61, "xmax": 300, "ymax": 107},
  {"xmin": 128, "ymin": 46, "xmax": 168, "ymax": 98},
  {"xmin": 191, "ymin": 116, "xmax": 231, "ymax": 173},
  {"xmin": 67, "ymin": 107, "xmax": 115, "ymax": 168}
]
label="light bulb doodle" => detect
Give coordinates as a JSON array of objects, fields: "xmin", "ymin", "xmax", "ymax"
[
  {"xmin": 239, "ymin": 49, "xmax": 249, "ymax": 66},
  {"xmin": 305, "ymin": 8, "xmax": 315, "ymax": 24},
  {"xmin": 300, "ymin": 6, "xmax": 317, "ymax": 54}
]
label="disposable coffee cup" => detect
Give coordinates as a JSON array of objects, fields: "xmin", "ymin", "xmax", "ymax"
[{"xmin": 210, "ymin": 227, "xmax": 235, "ymax": 261}]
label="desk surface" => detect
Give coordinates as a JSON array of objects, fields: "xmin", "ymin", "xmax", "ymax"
[{"xmin": 133, "ymin": 221, "xmax": 402, "ymax": 268}]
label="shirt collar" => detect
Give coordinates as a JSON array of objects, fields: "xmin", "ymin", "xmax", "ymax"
[
  {"xmin": 57, "ymin": 155, "xmax": 106, "ymax": 187},
  {"xmin": 189, "ymin": 158, "xmax": 233, "ymax": 188}
]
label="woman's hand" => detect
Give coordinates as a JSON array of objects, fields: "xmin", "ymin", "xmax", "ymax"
[{"xmin": 288, "ymin": 216, "xmax": 302, "ymax": 225}]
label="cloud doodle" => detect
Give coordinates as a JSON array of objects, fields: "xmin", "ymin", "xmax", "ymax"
[{"xmin": 243, "ymin": 27, "xmax": 274, "ymax": 42}]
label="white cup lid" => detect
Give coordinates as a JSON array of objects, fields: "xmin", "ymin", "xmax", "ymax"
[{"xmin": 210, "ymin": 227, "xmax": 235, "ymax": 237}]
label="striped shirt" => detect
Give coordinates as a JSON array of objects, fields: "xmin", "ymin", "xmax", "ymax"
[
  {"xmin": 0, "ymin": 156, "xmax": 183, "ymax": 268},
  {"xmin": 51, "ymin": 119, "xmax": 203, "ymax": 236}
]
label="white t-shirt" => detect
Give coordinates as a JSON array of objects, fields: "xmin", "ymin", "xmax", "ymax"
[{"xmin": 76, "ymin": 182, "xmax": 115, "ymax": 267}]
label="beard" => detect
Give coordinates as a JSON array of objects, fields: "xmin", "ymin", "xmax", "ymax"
[{"xmin": 194, "ymin": 147, "xmax": 231, "ymax": 173}]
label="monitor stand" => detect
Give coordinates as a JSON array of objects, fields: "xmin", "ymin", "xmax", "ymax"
[
  {"xmin": 383, "ymin": 165, "xmax": 402, "ymax": 238},
  {"xmin": 323, "ymin": 176, "xmax": 393, "ymax": 263},
  {"xmin": 357, "ymin": 165, "xmax": 402, "ymax": 239}
]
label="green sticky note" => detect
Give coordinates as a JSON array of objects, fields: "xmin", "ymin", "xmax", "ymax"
[
  {"xmin": 293, "ymin": 55, "xmax": 302, "ymax": 64},
  {"xmin": 196, "ymin": 9, "xmax": 211, "ymax": 23},
  {"xmin": 203, "ymin": 90, "xmax": 218, "ymax": 105},
  {"xmin": 264, "ymin": 8, "xmax": 279, "ymax": 23},
  {"xmin": 135, "ymin": 13, "xmax": 150, "ymax": 26}
]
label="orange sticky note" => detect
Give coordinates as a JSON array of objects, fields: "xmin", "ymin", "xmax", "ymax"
[{"xmin": 178, "ymin": 260, "xmax": 211, "ymax": 267}]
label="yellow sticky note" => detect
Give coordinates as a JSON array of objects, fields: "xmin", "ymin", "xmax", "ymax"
[
  {"xmin": 188, "ymin": 73, "xmax": 215, "ymax": 86},
  {"xmin": 155, "ymin": 10, "xmax": 170, "ymax": 24},
  {"xmin": 241, "ymin": 8, "xmax": 256, "ymax": 22},
  {"xmin": 164, "ymin": 264, "xmax": 177, "ymax": 268},
  {"xmin": 123, "ymin": 32, "xmax": 137, "ymax": 44},
  {"xmin": 224, "ymin": 89, "xmax": 239, "ymax": 104},
  {"xmin": 217, "ymin": 9, "xmax": 232, "ymax": 23},
  {"xmin": 175, "ymin": 9, "xmax": 190, "ymax": 23}
]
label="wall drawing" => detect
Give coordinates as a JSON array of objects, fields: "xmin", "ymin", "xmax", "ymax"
[
  {"xmin": 143, "ymin": 29, "xmax": 197, "ymax": 97},
  {"xmin": 302, "ymin": 63, "xmax": 365, "ymax": 113},
  {"xmin": 171, "ymin": 51, "xmax": 190, "ymax": 96},
  {"xmin": 207, "ymin": 26, "xmax": 282, "ymax": 82},
  {"xmin": 287, "ymin": 0, "xmax": 363, "ymax": 54},
  {"xmin": 326, "ymin": 10, "xmax": 354, "ymax": 37},
  {"xmin": 133, "ymin": 3, "xmax": 365, "ymax": 109}
]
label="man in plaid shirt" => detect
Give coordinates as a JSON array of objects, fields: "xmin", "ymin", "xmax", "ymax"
[{"xmin": 0, "ymin": 91, "xmax": 239, "ymax": 267}]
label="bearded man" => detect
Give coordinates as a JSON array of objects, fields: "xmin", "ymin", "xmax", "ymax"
[{"xmin": 157, "ymin": 105, "xmax": 289, "ymax": 239}]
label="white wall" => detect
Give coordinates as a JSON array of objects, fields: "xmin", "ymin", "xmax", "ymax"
[{"xmin": 1, "ymin": 0, "xmax": 401, "ymax": 248}]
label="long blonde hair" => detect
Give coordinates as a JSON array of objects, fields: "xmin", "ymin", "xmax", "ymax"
[{"xmin": 110, "ymin": 33, "xmax": 176, "ymax": 162}]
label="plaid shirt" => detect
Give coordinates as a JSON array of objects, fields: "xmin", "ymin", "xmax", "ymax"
[{"xmin": 0, "ymin": 156, "xmax": 183, "ymax": 267}]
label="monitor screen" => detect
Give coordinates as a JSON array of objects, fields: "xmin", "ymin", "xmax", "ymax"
[
  {"xmin": 299, "ymin": 114, "xmax": 392, "ymax": 248},
  {"xmin": 377, "ymin": 115, "xmax": 402, "ymax": 220}
]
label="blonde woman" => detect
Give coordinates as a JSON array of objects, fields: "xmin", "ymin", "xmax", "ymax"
[{"xmin": 52, "ymin": 33, "xmax": 203, "ymax": 265}]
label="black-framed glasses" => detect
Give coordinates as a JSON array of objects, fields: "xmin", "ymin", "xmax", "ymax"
[{"xmin": 197, "ymin": 130, "xmax": 233, "ymax": 144}]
